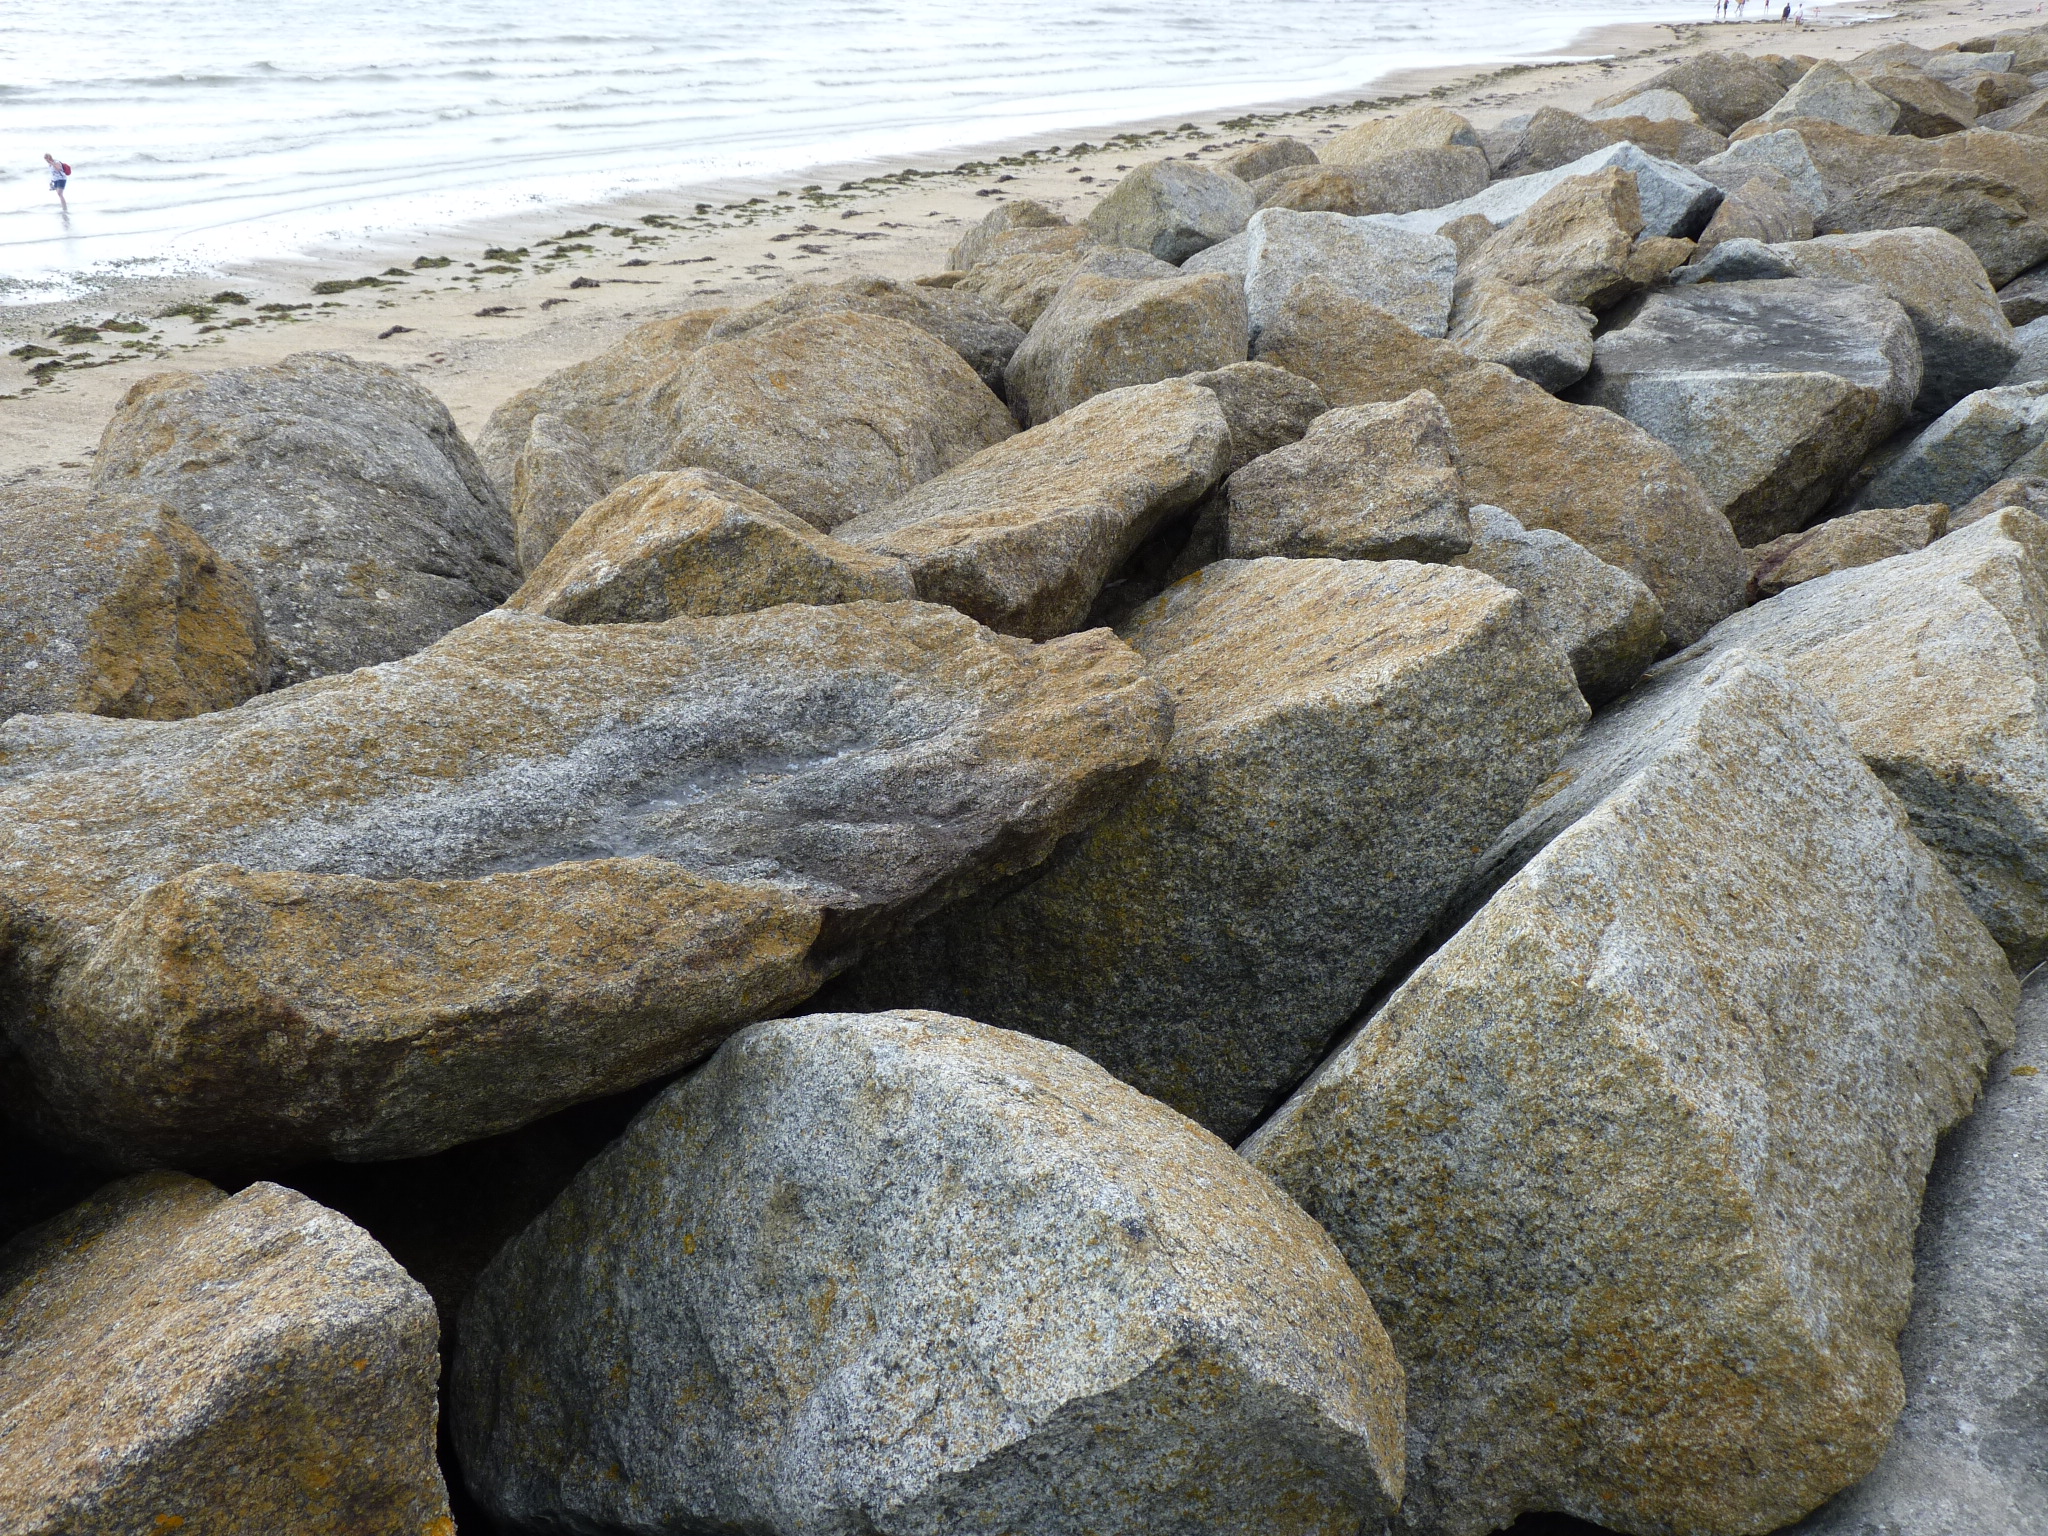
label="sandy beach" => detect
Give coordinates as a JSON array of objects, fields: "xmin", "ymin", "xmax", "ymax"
[{"xmin": 4, "ymin": 0, "xmax": 2042, "ymax": 485}]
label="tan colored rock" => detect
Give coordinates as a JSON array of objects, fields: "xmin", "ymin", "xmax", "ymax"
[
  {"xmin": 1182, "ymin": 360, "xmax": 1329, "ymax": 472},
  {"xmin": 1434, "ymin": 212, "xmax": 1497, "ymax": 260},
  {"xmin": 1483, "ymin": 107, "xmax": 1616, "ymax": 178},
  {"xmin": 1003, "ymin": 268, "xmax": 1247, "ymax": 426},
  {"xmin": 1084, "ymin": 158, "xmax": 1253, "ymax": 263},
  {"xmin": 952, "ymin": 247, "xmax": 1085, "ymax": 330},
  {"xmin": 1252, "ymin": 147, "xmax": 1490, "ymax": 217},
  {"xmin": 1226, "ymin": 391, "xmax": 1471, "ymax": 562},
  {"xmin": 703, "ymin": 276, "xmax": 1025, "ymax": 394},
  {"xmin": 837, "ymin": 378, "xmax": 1229, "ymax": 638},
  {"xmin": 656, "ymin": 311, "xmax": 1015, "ymax": 531},
  {"xmin": 1836, "ymin": 169, "xmax": 2048, "ymax": 287},
  {"xmin": 841, "ymin": 558, "xmax": 1586, "ymax": 1140},
  {"xmin": 1694, "ymin": 169, "xmax": 1816, "ymax": 250},
  {"xmin": 1601, "ymin": 49, "xmax": 1789, "ymax": 134},
  {"xmin": 1598, "ymin": 114, "xmax": 1729, "ymax": 166},
  {"xmin": 1218, "ymin": 135, "xmax": 1318, "ymax": 182},
  {"xmin": 1448, "ymin": 279, "xmax": 1596, "ymax": 393},
  {"xmin": 949, "ymin": 199, "xmax": 1070, "ymax": 271},
  {"xmin": 1245, "ymin": 651, "xmax": 2016, "ymax": 1536},
  {"xmin": 1255, "ymin": 283, "xmax": 1747, "ymax": 643},
  {"xmin": 0, "ymin": 1172, "xmax": 452, "ymax": 1534},
  {"xmin": 1459, "ymin": 168, "xmax": 1647, "ymax": 312},
  {"xmin": 1954, "ymin": 473, "xmax": 2048, "ymax": 526},
  {"xmin": 1320, "ymin": 107, "xmax": 1479, "ymax": 166},
  {"xmin": 507, "ymin": 468, "xmax": 912, "ymax": 623},
  {"xmin": 511, "ymin": 412, "xmax": 611, "ymax": 573},
  {"xmin": 1870, "ymin": 67, "xmax": 1979, "ymax": 136},
  {"xmin": 1978, "ymin": 84, "xmax": 2048, "ymax": 134},
  {"xmin": 0, "ymin": 602, "xmax": 1168, "ymax": 1164},
  {"xmin": 0, "ymin": 487, "xmax": 270, "ymax": 721},
  {"xmin": 1746, "ymin": 503, "xmax": 1949, "ymax": 599}
]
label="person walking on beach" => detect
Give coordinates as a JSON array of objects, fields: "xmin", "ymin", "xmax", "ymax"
[{"xmin": 44, "ymin": 153, "xmax": 70, "ymax": 211}]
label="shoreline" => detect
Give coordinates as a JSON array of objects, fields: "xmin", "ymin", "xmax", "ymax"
[{"xmin": 1, "ymin": 0, "xmax": 2028, "ymax": 483}]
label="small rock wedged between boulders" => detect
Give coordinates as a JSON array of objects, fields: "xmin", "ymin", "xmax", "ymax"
[
  {"xmin": 453, "ymin": 1009, "xmax": 1407, "ymax": 1535},
  {"xmin": 1447, "ymin": 279, "xmax": 1596, "ymax": 393},
  {"xmin": 653, "ymin": 310, "xmax": 1016, "ymax": 531},
  {"xmin": 1255, "ymin": 282, "xmax": 1747, "ymax": 644},
  {"xmin": 1859, "ymin": 378, "xmax": 2048, "ymax": 510},
  {"xmin": 2006, "ymin": 313, "xmax": 2048, "ymax": 386},
  {"xmin": 1452, "ymin": 503, "xmax": 1666, "ymax": 704},
  {"xmin": 91, "ymin": 352, "xmax": 518, "ymax": 687},
  {"xmin": 1746, "ymin": 503, "xmax": 1950, "ymax": 599},
  {"xmin": 1181, "ymin": 360, "xmax": 1329, "ymax": 472},
  {"xmin": 1225, "ymin": 391, "xmax": 1471, "ymax": 562},
  {"xmin": 506, "ymin": 468, "xmax": 912, "ymax": 623},
  {"xmin": 1003, "ymin": 267, "xmax": 1247, "ymax": 426},
  {"xmin": 1954, "ymin": 472, "xmax": 2048, "ymax": 526},
  {"xmin": 1243, "ymin": 207, "xmax": 1456, "ymax": 341},
  {"xmin": 840, "ymin": 558, "xmax": 1585, "ymax": 1140},
  {"xmin": 835, "ymin": 378, "xmax": 1231, "ymax": 640},
  {"xmin": 1781, "ymin": 970, "xmax": 2048, "ymax": 1536},
  {"xmin": 1084, "ymin": 158, "xmax": 1254, "ymax": 263},
  {"xmin": 1245, "ymin": 650, "xmax": 2016, "ymax": 1536},
  {"xmin": 1456, "ymin": 167, "xmax": 1650, "ymax": 312},
  {"xmin": 0, "ymin": 602, "xmax": 1168, "ymax": 1165},
  {"xmin": 1571, "ymin": 278, "xmax": 1922, "ymax": 546},
  {"xmin": 0, "ymin": 487, "xmax": 270, "ymax": 722},
  {"xmin": 0, "ymin": 1172, "xmax": 451, "ymax": 1533},
  {"xmin": 1368, "ymin": 142, "xmax": 1722, "ymax": 241},
  {"xmin": 1219, "ymin": 135, "xmax": 1318, "ymax": 182},
  {"xmin": 1998, "ymin": 259, "xmax": 2048, "ymax": 325},
  {"xmin": 1654, "ymin": 507, "xmax": 2048, "ymax": 967}
]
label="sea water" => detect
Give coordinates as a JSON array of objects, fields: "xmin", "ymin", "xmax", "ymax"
[{"xmin": 1, "ymin": 0, "xmax": 1713, "ymax": 300}]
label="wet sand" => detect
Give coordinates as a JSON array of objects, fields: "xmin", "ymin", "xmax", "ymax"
[{"xmin": 3, "ymin": 0, "xmax": 2039, "ymax": 484}]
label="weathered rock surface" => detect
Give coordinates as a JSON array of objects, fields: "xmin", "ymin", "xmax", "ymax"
[
  {"xmin": 1219, "ymin": 135, "xmax": 1319, "ymax": 182},
  {"xmin": 1747, "ymin": 503, "xmax": 1950, "ymax": 599},
  {"xmin": 1182, "ymin": 360, "xmax": 1329, "ymax": 472},
  {"xmin": 1586, "ymin": 87, "xmax": 1702, "ymax": 124},
  {"xmin": 841, "ymin": 558, "xmax": 1586, "ymax": 1139},
  {"xmin": 1870, "ymin": 67, "xmax": 1979, "ymax": 137},
  {"xmin": 1571, "ymin": 279, "xmax": 1921, "ymax": 545},
  {"xmin": 1085, "ymin": 158, "xmax": 1254, "ymax": 263},
  {"xmin": 1978, "ymin": 83, "xmax": 2048, "ymax": 133},
  {"xmin": 1693, "ymin": 169, "xmax": 1816, "ymax": 251},
  {"xmin": 1481, "ymin": 107, "xmax": 1617, "ymax": 178},
  {"xmin": 953, "ymin": 249, "xmax": 1087, "ymax": 330},
  {"xmin": 1600, "ymin": 114, "xmax": 1731, "ymax": 167},
  {"xmin": 1251, "ymin": 149, "xmax": 1491, "ymax": 217},
  {"xmin": 1003, "ymin": 267, "xmax": 1247, "ymax": 426},
  {"xmin": 1457, "ymin": 167, "xmax": 1649, "ymax": 312},
  {"xmin": 0, "ymin": 601, "xmax": 1168, "ymax": 1164},
  {"xmin": 506, "ymin": 468, "xmax": 912, "ymax": 623},
  {"xmin": 454, "ymin": 1009, "xmax": 1407, "ymax": 1535},
  {"xmin": 836, "ymin": 378, "xmax": 1230, "ymax": 639},
  {"xmin": 1447, "ymin": 279, "xmax": 1596, "ymax": 392},
  {"xmin": 91, "ymin": 353, "xmax": 518, "ymax": 687},
  {"xmin": 1836, "ymin": 169, "xmax": 2048, "ymax": 287},
  {"xmin": 1783, "ymin": 970, "xmax": 2048, "ymax": 1536},
  {"xmin": 510, "ymin": 411, "xmax": 611, "ymax": 572},
  {"xmin": 654, "ymin": 311, "xmax": 1016, "ymax": 531},
  {"xmin": 1697, "ymin": 128, "xmax": 1831, "ymax": 220},
  {"xmin": 0, "ymin": 1172, "xmax": 451, "ymax": 1533},
  {"xmin": 704, "ymin": 276, "xmax": 1027, "ymax": 395},
  {"xmin": 1758, "ymin": 59, "xmax": 1902, "ymax": 134},
  {"xmin": 1452, "ymin": 503, "xmax": 1666, "ymax": 704},
  {"xmin": 1955, "ymin": 472, "xmax": 2048, "ymax": 526},
  {"xmin": 1226, "ymin": 392, "xmax": 1472, "ymax": 561},
  {"xmin": 1770, "ymin": 227, "xmax": 2017, "ymax": 414},
  {"xmin": 1604, "ymin": 49, "xmax": 1790, "ymax": 133},
  {"xmin": 1245, "ymin": 651, "xmax": 2016, "ymax": 1536},
  {"xmin": 949, "ymin": 199, "xmax": 1071, "ymax": 271},
  {"xmin": 1257, "ymin": 284, "xmax": 1746, "ymax": 642},
  {"xmin": 1659, "ymin": 508, "xmax": 2048, "ymax": 965},
  {"xmin": 1859, "ymin": 378, "xmax": 2048, "ymax": 511},
  {"xmin": 1371, "ymin": 142, "xmax": 1722, "ymax": 241},
  {"xmin": 1320, "ymin": 106, "xmax": 1479, "ymax": 165},
  {"xmin": 1179, "ymin": 229, "xmax": 1248, "ymax": 275},
  {"xmin": 0, "ymin": 487, "xmax": 270, "ymax": 722},
  {"xmin": 1244, "ymin": 208, "xmax": 1457, "ymax": 341},
  {"xmin": 2000, "ymin": 262, "xmax": 2048, "ymax": 326}
]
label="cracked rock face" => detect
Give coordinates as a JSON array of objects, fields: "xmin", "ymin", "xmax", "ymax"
[
  {"xmin": 453, "ymin": 1009, "xmax": 1407, "ymax": 1536},
  {"xmin": 1246, "ymin": 652, "xmax": 2016, "ymax": 1536},
  {"xmin": 0, "ymin": 603, "xmax": 1168, "ymax": 1166}
]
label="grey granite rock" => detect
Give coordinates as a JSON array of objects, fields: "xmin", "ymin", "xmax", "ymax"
[
  {"xmin": 1181, "ymin": 360, "xmax": 1329, "ymax": 473},
  {"xmin": 1243, "ymin": 208, "xmax": 1457, "ymax": 341},
  {"xmin": 1693, "ymin": 169, "xmax": 1816, "ymax": 251},
  {"xmin": 453, "ymin": 1008, "xmax": 1408, "ymax": 1535},
  {"xmin": 0, "ymin": 602, "xmax": 1169, "ymax": 1165},
  {"xmin": 1669, "ymin": 234, "xmax": 1800, "ymax": 284},
  {"xmin": 1781, "ymin": 970, "xmax": 2048, "ymax": 1536},
  {"xmin": 1572, "ymin": 279, "xmax": 1922, "ymax": 544},
  {"xmin": 1368, "ymin": 142, "xmax": 1722, "ymax": 240},
  {"xmin": 1003, "ymin": 267, "xmax": 1247, "ymax": 425},
  {"xmin": 1246, "ymin": 650, "xmax": 2016, "ymax": 1536},
  {"xmin": 511, "ymin": 410, "xmax": 610, "ymax": 572},
  {"xmin": 1180, "ymin": 229, "xmax": 1248, "ymax": 275},
  {"xmin": 1218, "ymin": 135, "xmax": 1319, "ymax": 182},
  {"xmin": 1859, "ymin": 378, "xmax": 2048, "ymax": 511},
  {"xmin": 1085, "ymin": 157, "xmax": 1255, "ymax": 264},
  {"xmin": 1998, "ymin": 260, "xmax": 2048, "ymax": 325},
  {"xmin": 1252, "ymin": 148, "xmax": 1492, "ymax": 219},
  {"xmin": 1585, "ymin": 87, "xmax": 1701, "ymax": 124},
  {"xmin": 2006, "ymin": 314, "xmax": 2048, "ymax": 382},
  {"xmin": 1696, "ymin": 129, "xmax": 1830, "ymax": 218},
  {"xmin": 1452, "ymin": 503, "xmax": 1665, "ymax": 703},
  {"xmin": 1481, "ymin": 107, "xmax": 1618, "ymax": 179},
  {"xmin": 1225, "ymin": 391, "xmax": 1471, "ymax": 561},
  {"xmin": 1447, "ymin": 279, "xmax": 1597, "ymax": 392},
  {"xmin": 0, "ymin": 1173, "xmax": 451, "ymax": 1532},
  {"xmin": 91, "ymin": 352, "xmax": 518, "ymax": 687},
  {"xmin": 1835, "ymin": 169, "xmax": 2048, "ymax": 287},
  {"xmin": 838, "ymin": 557, "xmax": 1586, "ymax": 1140},
  {"xmin": 949, "ymin": 199, "xmax": 1072, "ymax": 271},
  {"xmin": 1603, "ymin": 48, "xmax": 1789, "ymax": 133},
  {"xmin": 1757, "ymin": 60, "xmax": 1902, "ymax": 135}
]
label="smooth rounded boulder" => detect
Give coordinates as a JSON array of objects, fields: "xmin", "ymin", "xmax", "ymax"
[{"xmin": 453, "ymin": 1009, "xmax": 1406, "ymax": 1536}]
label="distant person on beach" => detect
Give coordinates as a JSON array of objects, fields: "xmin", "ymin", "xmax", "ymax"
[{"xmin": 44, "ymin": 153, "xmax": 69, "ymax": 210}]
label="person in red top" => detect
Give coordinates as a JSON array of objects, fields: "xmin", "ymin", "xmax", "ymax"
[{"xmin": 44, "ymin": 153, "xmax": 70, "ymax": 211}]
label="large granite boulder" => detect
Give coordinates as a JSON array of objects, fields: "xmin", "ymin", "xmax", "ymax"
[
  {"xmin": 1255, "ymin": 283, "xmax": 1747, "ymax": 644},
  {"xmin": 0, "ymin": 602, "xmax": 1168, "ymax": 1165},
  {"xmin": 1251, "ymin": 148, "xmax": 1490, "ymax": 218},
  {"xmin": 1225, "ymin": 392, "xmax": 1472, "ymax": 562},
  {"xmin": 1693, "ymin": 169, "xmax": 1816, "ymax": 250},
  {"xmin": 654, "ymin": 311, "xmax": 1016, "ymax": 531},
  {"xmin": 1243, "ymin": 208, "xmax": 1456, "ymax": 341},
  {"xmin": 1859, "ymin": 378, "xmax": 2048, "ymax": 511},
  {"xmin": 1746, "ymin": 502, "xmax": 1950, "ymax": 600},
  {"xmin": 1955, "ymin": 472, "xmax": 2048, "ymax": 526},
  {"xmin": 1183, "ymin": 360, "xmax": 1329, "ymax": 472},
  {"xmin": 1447, "ymin": 279, "xmax": 1596, "ymax": 393},
  {"xmin": 91, "ymin": 353, "xmax": 518, "ymax": 686},
  {"xmin": 954, "ymin": 248, "xmax": 1088, "ymax": 330},
  {"xmin": 1481, "ymin": 107, "xmax": 1619, "ymax": 179},
  {"xmin": 0, "ymin": 1172, "xmax": 451, "ymax": 1533},
  {"xmin": 1835, "ymin": 169, "xmax": 2048, "ymax": 286},
  {"xmin": 0, "ymin": 487, "xmax": 270, "ymax": 721},
  {"xmin": 835, "ymin": 378, "xmax": 1231, "ymax": 639},
  {"xmin": 1320, "ymin": 106, "xmax": 1480, "ymax": 165},
  {"xmin": 948, "ymin": 199, "xmax": 1073, "ymax": 271},
  {"xmin": 839, "ymin": 557, "xmax": 1586, "ymax": 1140},
  {"xmin": 1369, "ymin": 143, "xmax": 1722, "ymax": 241},
  {"xmin": 510, "ymin": 412, "xmax": 611, "ymax": 572},
  {"xmin": 1456, "ymin": 167, "xmax": 1651, "ymax": 312},
  {"xmin": 1570, "ymin": 279, "xmax": 1922, "ymax": 545},
  {"xmin": 454, "ymin": 1009, "xmax": 1407, "ymax": 1535},
  {"xmin": 1003, "ymin": 267, "xmax": 1247, "ymax": 426},
  {"xmin": 1697, "ymin": 128, "xmax": 1831, "ymax": 220},
  {"xmin": 1757, "ymin": 60, "xmax": 1902, "ymax": 135},
  {"xmin": 1245, "ymin": 651, "xmax": 2016, "ymax": 1536},
  {"xmin": 1783, "ymin": 971, "xmax": 2048, "ymax": 1536},
  {"xmin": 1647, "ymin": 508, "xmax": 2048, "ymax": 968},
  {"xmin": 1869, "ymin": 67, "xmax": 1979, "ymax": 137},
  {"xmin": 1084, "ymin": 158, "xmax": 1254, "ymax": 263},
  {"xmin": 703, "ymin": 276, "xmax": 1027, "ymax": 395},
  {"xmin": 1603, "ymin": 49, "xmax": 1789, "ymax": 133},
  {"xmin": 1452, "ymin": 502, "xmax": 1666, "ymax": 704},
  {"xmin": 505, "ymin": 468, "xmax": 912, "ymax": 623}
]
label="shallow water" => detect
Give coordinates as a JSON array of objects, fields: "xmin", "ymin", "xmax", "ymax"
[{"xmin": 1, "ymin": 0, "xmax": 1709, "ymax": 300}]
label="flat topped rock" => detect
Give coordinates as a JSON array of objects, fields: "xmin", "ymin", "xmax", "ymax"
[{"xmin": 0, "ymin": 602, "xmax": 1168, "ymax": 1164}]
